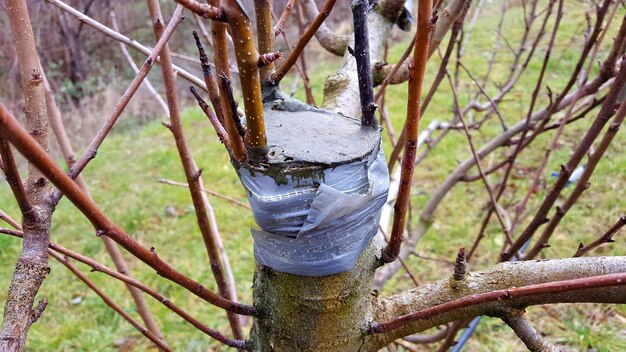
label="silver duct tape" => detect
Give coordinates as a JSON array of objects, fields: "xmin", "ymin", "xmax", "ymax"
[{"xmin": 239, "ymin": 144, "xmax": 389, "ymax": 276}]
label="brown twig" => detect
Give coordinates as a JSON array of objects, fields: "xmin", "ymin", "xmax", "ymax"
[
  {"xmin": 574, "ymin": 216, "xmax": 626, "ymax": 257},
  {"xmin": 52, "ymin": 6, "xmax": 185, "ymax": 204},
  {"xmin": 190, "ymin": 86, "xmax": 231, "ymax": 147},
  {"xmin": 158, "ymin": 178, "xmax": 251, "ymax": 210},
  {"xmin": 502, "ymin": 56, "xmax": 626, "ymax": 261},
  {"xmin": 146, "ymin": 0, "xmax": 245, "ymax": 340},
  {"xmin": 381, "ymin": 0, "xmax": 433, "ymax": 263},
  {"xmin": 0, "ymin": 137, "xmax": 30, "ymax": 213},
  {"xmin": 271, "ymin": 0, "xmax": 338, "ymax": 83},
  {"xmin": 0, "ymin": 105, "xmax": 256, "ymax": 316},
  {"xmin": 48, "ymin": 252, "xmax": 172, "ymax": 351},
  {"xmin": 502, "ymin": 313, "xmax": 560, "ymax": 352}
]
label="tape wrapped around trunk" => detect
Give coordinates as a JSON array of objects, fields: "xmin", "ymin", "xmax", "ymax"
[{"xmin": 239, "ymin": 143, "xmax": 389, "ymax": 276}]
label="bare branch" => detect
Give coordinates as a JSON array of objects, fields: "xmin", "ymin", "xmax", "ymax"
[
  {"xmin": 502, "ymin": 313, "xmax": 560, "ymax": 352},
  {"xmin": 0, "ymin": 106, "xmax": 256, "ymax": 316},
  {"xmin": 48, "ymin": 252, "xmax": 172, "ymax": 351},
  {"xmin": 273, "ymin": 0, "xmax": 296, "ymax": 37},
  {"xmin": 381, "ymin": 0, "xmax": 433, "ymax": 263},
  {"xmin": 299, "ymin": 0, "xmax": 348, "ymax": 56},
  {"xmin": 271, "ymin": 0, "xmax": 339, "ymax": 83},
  {"xmin": 574, "ymin": 216, "xmax": 626, "ymax": 257},
  {"xmin": 367, "ymin": 257, "xmax": 626, "ymax": 347}
]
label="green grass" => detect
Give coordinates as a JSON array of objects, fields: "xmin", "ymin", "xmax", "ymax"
[{"xmin": 1, "ymin": 1, "xmax": 625, "ymax": 351}]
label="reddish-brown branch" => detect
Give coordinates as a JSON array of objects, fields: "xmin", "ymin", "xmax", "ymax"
[
  {"xmin": 48, "ymin": 252, "xmax": 172, "ymax": 351},
  {"xmin": 370, "ymin": 272, "xmax": 626, "ymax": 334},
  {"xmin": 0, "ymin": 105, "xmax": 256, "ymax": 316},
  {"xmin": 574, "ymin": 216, "xmax": 626, "ymax": 258},
  {"xmin": 146, "ymin": 0, "xmax": 246, "ymax": 339},
  {"xmin": 381, "ymin": 0, "xmax": 433, "ymax": 263},
  {"xmin": 0, "ymin": 209, "xmax": 22, "ymax": 231},
  {"xmin": 271, "ymin": 0, "xmax": 338, "ymax": 83}
]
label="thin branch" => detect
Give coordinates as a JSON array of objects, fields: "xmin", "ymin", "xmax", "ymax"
[
  {"xmin": 158, "ymin": 178, "xmax": 251, "ymax": 210},
  {"xmin": 0, "ymin": 105, "xmax": 256, "ymax": 316},
  {"xmin": 271, "ymin": 0, "xmax": 339, "ymax": 83},
  {"xmin": 0, "ymin": 227, "xmax": 246, "ymax": 349},
  {"xmin": 502, "ymin": 56, "xmax": 626, "ymax": 261},
  {"xmin": 255, "ymin": 0, "xmax": 276, "ymax": 80},
  {"xmin": 574, "ymin": 216, "xmax": 626, "ymax": 257},
  {"xmin": 381, "ymin": 0, "xmax": 433, "ymax": 263},
  {"xmin": 446, "ymin": 73, "xmax": 513, "ymax": 246},
  {"xmin": 352, "ymin": 0, "xmax": 377, "ymax": 127},
  {"xmin": 146, "ymin": 0, "xmax": 245, "ymax": 339},
  {"xmin": 44, "ymin": 0, "xmax": 208, "ymax": 93},
  {"xmin": 48, "ymin": 252, "xmax": 172, "ymax": 352},
  {"xmin": 52, "ymin": 6, "xmax": 185, "ymax": 204},
  {"xmin": 190, "ymin": 86, "xmax": 231, "ymax": 148},
  {"xmin": 273, "ymin": 0, "xmax": 296, "ymax": 37},
  {"xmin": 0, "ymin": 137, "xmax": 31, "ymax": 213},
  {"xmin": 110, "ymin": 11, "xmax": 169, "ymax": 117},
  {"xmin": 502, "ymin": 314, "xmax": 560, "ymax": 352}
]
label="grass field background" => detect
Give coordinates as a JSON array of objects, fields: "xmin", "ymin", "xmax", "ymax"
[{"xmin": 1, "ymin": 1, "xmax": 625, "ymax": 350}]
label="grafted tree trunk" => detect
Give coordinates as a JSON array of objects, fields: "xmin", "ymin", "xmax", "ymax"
[{"xmin": 250, "ymin": 240, "xmax": 383, "ymax": 351}]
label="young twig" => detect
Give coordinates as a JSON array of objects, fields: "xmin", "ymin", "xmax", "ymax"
[
  {"xmin": 525, "ymin": 98, "xmax": 626, "ymax": 259},
  {"xmin": 0, "ymin": 137, "xmax": 30, "ymax": 213},
  {"xmin": 110, "ymin": 11, "xmax": 169, "ymax": 117},
  {"xmin": 52, "ymin": 6, "xmax": 185, "ymax": 204},
  {"xmin": 190, "ymin": 86, "xmax": 231, "ymax": 147},
  {"xmin": 0, "ymin": 105, "xmax": 256, "ymax": 316},
  {"xmin": 293, "ymin": 3, "xmax": 317, "ymax": 105},
  {"xmin": 502, "ymin": 313, "xmax": 560, "ymax": 352},
  {"xmin": 271, "ymin": 0, "xmax": 338, "ymax": 83},
  {"xmin": 299, "ymin": 0, "xmax": 349, "ymax": 56},
  {"xmin": 502, "ymin": 57, "xmax": 626, "ymax": 261},
  {"xmin": 146, "ymin": 0, "xmax": 245, "ymax": 340},
  {"xmin": 49, "ymin": 252, "xmax": 172, "ymax": 351},
  {"xmin": 573, "ymin": 216, "xmax": 626, "ymax": 257},
  {"xmin": 158, "ymin": 178, "xmax": 251, "ymax": 210},
  {"xmin": 221, "ymin": 75, "xmax": 247, "ymax": 138},
  {"xmin": 273, "ymin": 0, "xmax": 296, "ymax": 37},
  {"xmin": 352, "ymin": 0, "xmax": 377, "ymax": 127},
  {"xmin": 381, "ymin": 0, "xmax": 433, "ymax": 263},
  {"xmin": 44, "ymin": 0, "xmax": 208, "ymax": 92},
  {"xmin": 192, "ymin": 31, "xmax": 226, "ymax": 124}
]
